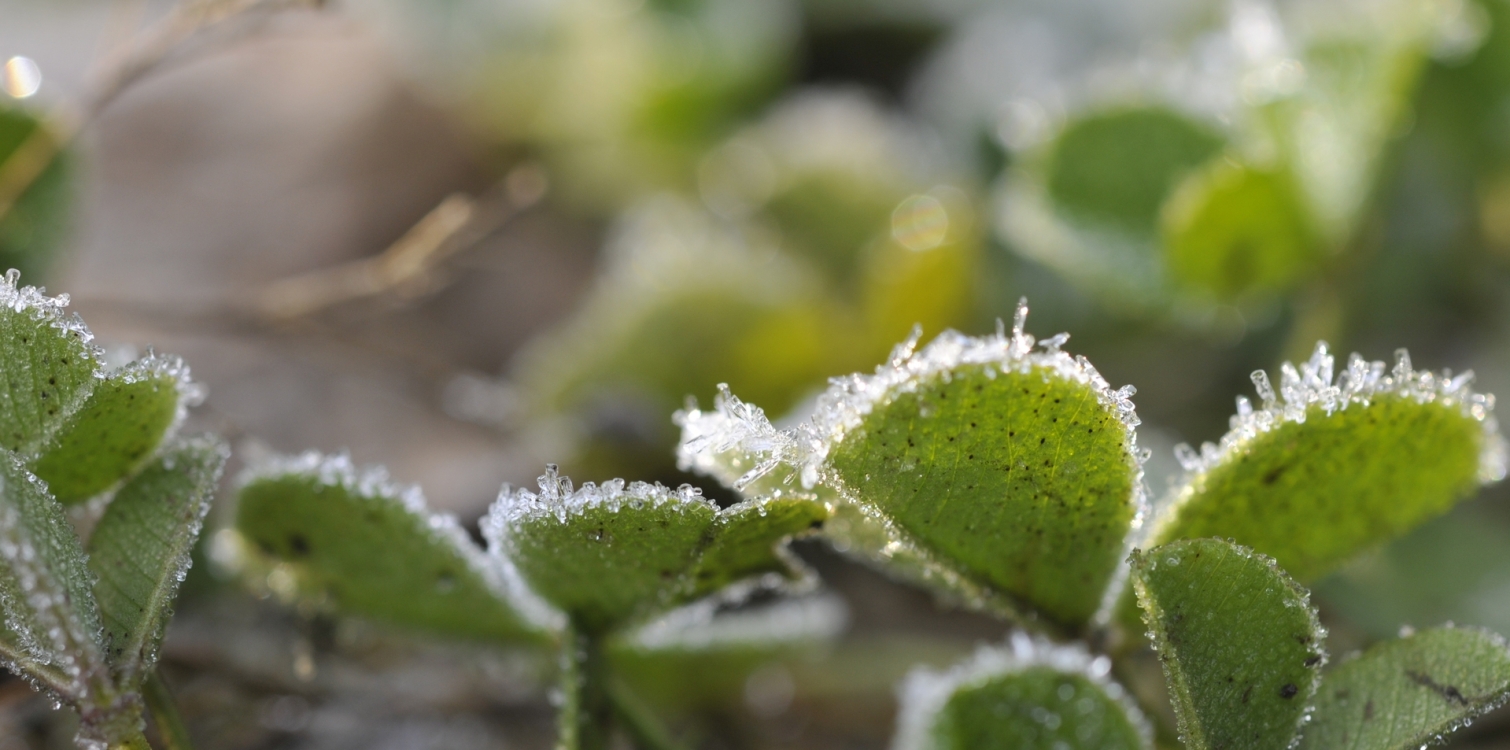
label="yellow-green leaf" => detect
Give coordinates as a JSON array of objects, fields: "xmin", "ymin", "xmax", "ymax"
[{"xmin": 1148, "ymin": 343, "xmax": 1504, "ymax": 584}]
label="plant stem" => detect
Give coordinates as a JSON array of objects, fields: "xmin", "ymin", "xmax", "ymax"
[
  {"xmin": 608, "ymin": 678, "xmax": 689, "ymax": 750},
  {"xmin": 558, "ymin": 626, "xmax": 612, "ymax": 750},
  {"xmin": 143, "ymin": 669, "xmax": 194, "ymax": 750}
]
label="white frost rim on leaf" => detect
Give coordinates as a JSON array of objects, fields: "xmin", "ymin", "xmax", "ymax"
[
  {"xmin": 236, "ymin": 451, "xmax": 564, "ymax": 634},
  {"xmin": 893, "ymin": 631, "xmax": 1153, "ymax": 750},
  {"xmin": 485, "ymin": 463, "xmax": 715, "ymax": 529},
  {"xmin": 0, "ymin": 269, "xmax": 98, "ymax": 349},
  {"xmin": 1149, "ymin": 341, "xmax": 1508, "ymax": 547}
]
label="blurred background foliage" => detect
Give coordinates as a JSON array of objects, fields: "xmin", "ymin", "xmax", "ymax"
[{"xmin": 8, "ymin": 0, "xmax": 1510, "ymax": 747}]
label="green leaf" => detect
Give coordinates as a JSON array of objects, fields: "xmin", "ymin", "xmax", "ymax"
[
  {"xmin": 1147, "ymin": 344, "xmax": 1505, "ymax": 584},
  {"xmin": 489, "ymin": 466, "xmax": 825, "ymax": 637},
  {"xmin": 0, "ymin": 106, "xmax": 72, "ymax": 283},
  {"xmin": 34, "ymin": 357, "xmax": 189, "ymax": 505},
  {"xmin": 0, "ymin": 273, "xmax": 100, "ymax": 457},
  {"xmin": 0, "ymin": 450, "xmax": 110, "ymax": 702},
  {"xmin": 487, "ymin": 467, "xmax": 719, "ymax": 635},
  {"xmin": 1162, "ymin": 161, "xmax": 1321, "ymax": 303},
  {"xmin": 1299, "ymin": 626, "xmax": 1510, "ymax": 750},
  {"xmin": 681, "ymin": 303, "xmax": 1146, "ymax": 627},
  {"xmin": 894, "ymin": 634, "xmax": 1151, "ymax": 750},
  {"xmin": 685, "ymin": 491, "xmax": 827, "ymax": 600},
  {"xmin": 234, "ymin": 452, "xmax": 548, "ymax": 644},
  {"xmin": 1130, "ymin": 538, "xmax": 1326, "ymax": 750},
  {"xmin": 1046, "ymin": 107, "xmax": 1225, "ymax": 234},
  {"xmin": 87, "ymin": 436, "xmax": 227, "ymax": 688}
]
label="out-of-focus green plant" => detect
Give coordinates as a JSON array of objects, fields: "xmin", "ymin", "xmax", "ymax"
[
  {"xmin": 994, "ymin": 0, "xmax": 1468, "ymax": 317},
  {"xmin": 509, "ymin": 92, "xmax": 981, "ymax": 481},
  {"xmin": 0, "ymin": 105, "xmax": 72, "ymax": 283}
]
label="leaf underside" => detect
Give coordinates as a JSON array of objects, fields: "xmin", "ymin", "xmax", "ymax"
[
  {"xmin": 0, "ymin": 451, "xmax": 106, "ymax": 690},
  {"xmin": 504, "ymin": 500, "xmax": 717, "ymax": 635},
  {"xmin": 34, "ymin": 371, "xmax": 181, "ymax": 504},
  {"xmin": 1299, "ymin": 626, "xmax": 1510, "ymax": 750},
  {"xmin": 1152, "ymin": 396, "xmax": 1483, "ymax": 583},
  {"xmin": 1131, "ymin": 538, "xmax": 1325, "ymax": 750},
  {"xmin": 88, "ymin": 437, "xmax": 226, "ymax": 687},
  {"xmin": 826, "ymin": 364, "xmax": 1137, "ymax": 626},
  {"xmin": 929, "ymin": 667, "xmax": 1147, "ymax": 750},
  {"xmin": 236, "ymin": 472, "xmax": 540, "ymax": 643}
]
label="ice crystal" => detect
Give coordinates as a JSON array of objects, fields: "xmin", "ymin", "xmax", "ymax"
[
  {"xmin": 485, "ymin": 464, "xmax": 715, "ymax": 529},
  {"xmin": 893, "ymin": 631, "xmax": 1152, "ymax": 750},
  {"xmin": 0, "ymin": 269, "xmax": 97, "ymax": 349}
]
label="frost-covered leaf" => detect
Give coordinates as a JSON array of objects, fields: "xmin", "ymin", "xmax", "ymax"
[
  {"xmin": 0, "ymin": 273, "xmax": 199, "ymax": 504},
  {"xmin": 234, "ymin": 452, "xmax": 549, "ymax": 644},
  {"xmin": 87, "ymin": 436, "xmax": 226, "ymax": 688},
  {"xmin": 0, "ymin": 271, "xmax": 100, "ymax": 457},
  {"xmin": 1131, "ymin": 538, "xmax": 1326, "ymax": 750},
  {"xmin": 34, "ymin": 357, "xmax": 190, "ymax": 505},
  {"xmin": 686, "ymin": 491, "xmax": 827, "ymax": 600},
  {"xmin": 488, "ymin": 468, "xmax": 716, "ymax": 635},
  {"xmin": 0, "ymin": 451, "xmax": 111, "ymax": 703},
  {"xmin": 1299, "ymin": 625, "xmax": 1510, "ymax": 750},
  {"xmin": 487, "ymin": 466, "xmax": 823, "ymax": 636},
  {"xmin": 1162, "ymin": 161, "xmax": 1321, "ymax": 303},
  {"xmin": 1046, "ymin": 107, "xmax": 1225, "ymax": 234},
  {"xmin": 0, "ymin": 106, "xmax": 72, "ymax": 283},
  {"xmin": 1147, "ymin": 343, "xmax": 1505, "ymax": 584},
  {"xmin": 679, "ymin": 301, "xmax": 1146, "ymax": 627},
  {"xmin": 894, "ymin": 633, "xmax": 1151, "ymax": 750}
]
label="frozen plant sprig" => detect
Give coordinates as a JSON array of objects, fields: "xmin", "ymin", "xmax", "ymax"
[{"xmin": 0, "ymin": 272, "xmax": 226, "ymax": 749}]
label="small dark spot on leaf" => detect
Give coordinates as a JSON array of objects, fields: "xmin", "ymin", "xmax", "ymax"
[{"xmin": 1280, "ymin": 683, "xmax": 1298, "ymax": 699}]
